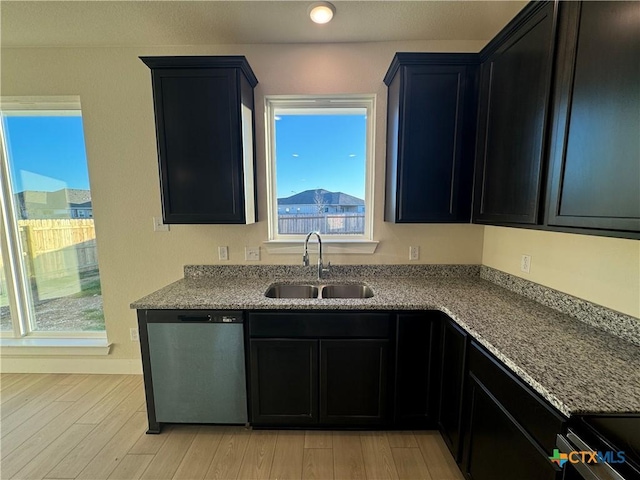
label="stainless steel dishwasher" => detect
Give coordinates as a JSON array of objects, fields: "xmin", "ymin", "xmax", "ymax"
[{"xmin": 139, "ymin": 310, "xmax": 247, "ymax": 433}]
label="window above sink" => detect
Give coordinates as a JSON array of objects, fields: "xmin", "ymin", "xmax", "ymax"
[{"xmin": 264, "ymin": 95, "xmax": 376, "ymax": 254}]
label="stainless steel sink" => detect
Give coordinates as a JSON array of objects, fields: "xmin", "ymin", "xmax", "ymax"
[
  {"xmin": 264, "ymin": 284, "xmax": 318, "ymax": 299},
  {"xmin": 264, "ymin": 283, "xmax": 374, "ymax": 299},
  {"xmin": 320, "ymin": 284, "xmax": 374, "ymax": 299}
]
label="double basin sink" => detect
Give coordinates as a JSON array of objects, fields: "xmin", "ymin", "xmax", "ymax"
[{"xmin": 265, "ymin": 283, "xmax": 374, "ymax": 299}]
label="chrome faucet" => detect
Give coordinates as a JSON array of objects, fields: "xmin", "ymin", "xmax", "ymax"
[{"xmin": 303, "ymin": 231, "xmax": 331, "ymax": 280}]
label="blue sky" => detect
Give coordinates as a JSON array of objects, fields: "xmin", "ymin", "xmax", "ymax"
[
  {"xmin": 3, "ymin": 115, "xmax": 91, "ymax": 193},
  {"xmin": 275, "ymin": 114, "xmax": 366, "ymax": 200},
  {"xmin": 4, "ymin": 113, "xmax": 365, "ymax": 200}
]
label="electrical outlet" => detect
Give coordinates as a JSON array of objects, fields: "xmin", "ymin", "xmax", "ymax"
[
  {"xmin": 218, "ymin": 246, "xmax": 229, "ymax": 261},
  {"xmin": 521, "ymin": 254, "xmax": 531, "ymax": 273},
  {"xmin": 409, "ymin": 246, "xmax": 420, "ymax": 261},
  {"xmin": 245, "ymin": 247, "xmax": 260, "ymax": 261},
  {"xmin": 152, "ymin": 217, "xmax": 169, "ymax": 232},
  {"xmin": 130, "ymin": 328, "xmax": 139, "ymax": 342}
]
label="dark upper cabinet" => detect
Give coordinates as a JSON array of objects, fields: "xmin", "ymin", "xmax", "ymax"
[
  {"xmin": 546, "ymin": 1, "xmax": 640, "ymax": 233},
  {"xmin": 473, "ymin": 2, "xmax": 557, "ymax": 225},
  {"xmin": 384, "ymin": 54, "xmax": 478, "ymax": 223},
  {"xmin": 140, "ymin": 56, "xmax": 258, "ymax": 224}
]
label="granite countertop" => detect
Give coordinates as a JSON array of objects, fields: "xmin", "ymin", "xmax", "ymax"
[{"xmin": 130, "ymin": 265, "xmax": 640, "ymax": 418}]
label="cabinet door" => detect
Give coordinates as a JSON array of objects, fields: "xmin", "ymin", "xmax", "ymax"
[
  {"xmin": 395, "ymin": 313, "xmax": 441, "ymax": 427},
  {"xmin": 546, "ymin": 2, "xmax": 640, "ymax": 233},
  {"xmin": 467, "ymin": 342, "xmax": 566, "ymax": 455},
  {"xmin": 385, "ymin": 63, "xmax": 477, "ymax": 223},
  {"xmin": 463, "ymin": 375, "xmax": 561, "ymax": 480},
  {"xmin": 250, "ymin": 339, "xmax": 318, "ymax": 426},
  {"xmin": 474, "ymin": 2, "xmax": 556, "ymax": 224},
  {"xmin": 438, "ymin": 319, "xmax": 467, "ymax": 461},
  {"xmin": 143, "ymin": 57, "xmax": 258, "ymax": 225},
  {"xmin": 320, "ymin": 339, "xmax": 390, "ymax": 426}
]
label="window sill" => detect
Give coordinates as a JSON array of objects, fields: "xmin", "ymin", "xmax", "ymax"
[
  {"xmin": 0, "ymin": 337, "xmax": 112, "ymax": 356},
  {"xmin": 263, "ymin": 239, "xmax": 379, "ymax": 255}
]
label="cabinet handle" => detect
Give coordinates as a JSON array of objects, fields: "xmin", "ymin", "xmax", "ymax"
[{"xmin": 178, "ymin": 314, "xmax": 212, "ymax": 322}]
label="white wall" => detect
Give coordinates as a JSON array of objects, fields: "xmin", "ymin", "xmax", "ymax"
[
  {"xmin": 482, "ymin": 226, "xmax": 640, "ymax": 318},
  {"xmin": 1, "ymin": 41, "xmax": 486, "ymax": 372}
]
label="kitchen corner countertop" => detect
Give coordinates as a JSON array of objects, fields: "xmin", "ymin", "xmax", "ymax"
[{"xmin": 131, "ymin": 269, "xmax": 640, "ymax": 418}]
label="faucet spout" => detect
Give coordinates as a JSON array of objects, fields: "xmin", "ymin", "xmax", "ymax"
[{"xmin": 302, "ymin": 231, "xmax": 330, "ymax": 280}]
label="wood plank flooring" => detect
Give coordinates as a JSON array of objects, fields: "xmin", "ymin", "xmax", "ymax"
[{"xmin": 0, "ymin": 374, "xmax": 463, "ymax": 480}]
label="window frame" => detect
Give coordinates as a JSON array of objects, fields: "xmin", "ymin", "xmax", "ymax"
[
  {"xmin": 264, "ymin": 95, "xmax": 377, "ymax": 252},
  {"xmin": 0, "ymin": 96, "xmax": 108, "ymax": 345}
]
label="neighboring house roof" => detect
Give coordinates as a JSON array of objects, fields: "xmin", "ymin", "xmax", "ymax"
[
  {"xmin": 278, "ymin": 189, "xmax": 364, "ymax": 206},
  {"xmin": 63, "ymin": 189, "xmax": 92, "ymax": 205},
  {"xmin": 15, "ymin": 188, "xmax": 92, "ymax": 210}
]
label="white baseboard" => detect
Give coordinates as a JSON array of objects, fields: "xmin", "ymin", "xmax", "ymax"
[{"xmin": 0, "ymin": 357, "xmax": 143, "ymax": 374}]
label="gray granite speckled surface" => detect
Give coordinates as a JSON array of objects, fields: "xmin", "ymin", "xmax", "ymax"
[
  {"xmin": 131, "ymin": 265, "xmax": 640, "ymax": 417},
  {"xmin": 481, "ymin": 266, "xmax": 640, "ymax": 347}
]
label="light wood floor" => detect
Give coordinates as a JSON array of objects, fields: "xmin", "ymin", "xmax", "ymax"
[{"xmin": 0, "ymin": 374, "xmax": 463, "ymax": 480}]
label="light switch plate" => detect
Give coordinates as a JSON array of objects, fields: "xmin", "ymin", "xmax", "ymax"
[
  {"xmin": 152, "ymin": 217, "xmax": 169, "ymax": 232},
  {"xmin": 245, "ymin": 247, "xmax": 260, "ymax": 261}
]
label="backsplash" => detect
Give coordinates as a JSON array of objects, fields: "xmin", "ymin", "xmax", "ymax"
[
  {"xmin": 481, "ymin": 266, "xmax": 640, "ymax": 347},
  {"xmin": 183, "ymin": 264, "xmax": 481, "ymax": 279}
]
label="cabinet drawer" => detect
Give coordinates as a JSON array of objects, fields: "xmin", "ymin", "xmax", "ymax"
[
  {"xmin": 248, "ymin": 312, "xmax": 392, "ymax": 338},
  {"xmin": 469, "ymin": 341, "xmax": 566, "ymax": 453}
]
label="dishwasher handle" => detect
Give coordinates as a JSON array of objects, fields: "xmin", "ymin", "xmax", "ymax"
[{"xmin": 178, "ymin": 314, "xmax": 212, "ymax": 322}]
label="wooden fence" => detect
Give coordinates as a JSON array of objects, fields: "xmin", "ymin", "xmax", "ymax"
[
  {"xmin": 18, "ymin": 219, "xmax": 99, "ymax": 280},
  {"xmin": 278, "ymin": 214, "xmax": 365, "ymax": 235}
]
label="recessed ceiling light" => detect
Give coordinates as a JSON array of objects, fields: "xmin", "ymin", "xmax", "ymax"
[{"xmin": 308, "ymin": 2, "xmax": 335, "ymax": 24}]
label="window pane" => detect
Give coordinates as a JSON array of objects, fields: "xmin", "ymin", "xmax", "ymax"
[
  {"xmin": 2, "ymin": 114, "xmax": 104, "ymax": 332},
  {"xmin": 0, "ymin": 259, "xmax": 12, "ymax": 331},
  {"xmin": 274, "ymin": 112, "xmax": 366, "ymax": 235}
]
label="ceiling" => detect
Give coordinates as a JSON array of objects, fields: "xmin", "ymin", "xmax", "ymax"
[{"xmin": 1, "ymin": 1, "xmax": 527, "ymax": 48}]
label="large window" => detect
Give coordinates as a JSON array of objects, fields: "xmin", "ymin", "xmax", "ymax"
[
  {"xmin": 265, "ymin": 95, "xmax": 375, "ymax": 242},
  {"xmin": 0, "ymin": 97, "xmax": 105, "ymax": 337}
]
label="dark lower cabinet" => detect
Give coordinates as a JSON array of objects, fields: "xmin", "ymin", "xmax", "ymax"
[
  {"xmin": 246, "ymin": 310, "xmax": 573, "ymax": 480},
  {"xmin": 463, "ymin": 375, "xmax": 561, "ymax": 480},
  {"xmin": 248, "ymin": 311, "xmax": 393, "ymax": 427},
  {"xmin": 249, "ymin": 339, "xmax": 318, "ymax": 425},
  {"xmin": 394, "ymin": 313, "xmax": 441, "ymax": 428},
  {"xmin": 462, "ymin": 342, "xmax": 565, "ymax": 480},
  {"xmin": 320, "ymin": 339, "xmax": 390, "ymax": 426},
  {"xmin": 438, "ymin": 318, "xmax": 468, "ymax": 461}
]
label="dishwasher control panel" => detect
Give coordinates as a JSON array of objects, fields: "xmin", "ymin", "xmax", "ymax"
[{"xmin": 171, "ymin": 311, "xmax": 244, "ymax": 323}]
